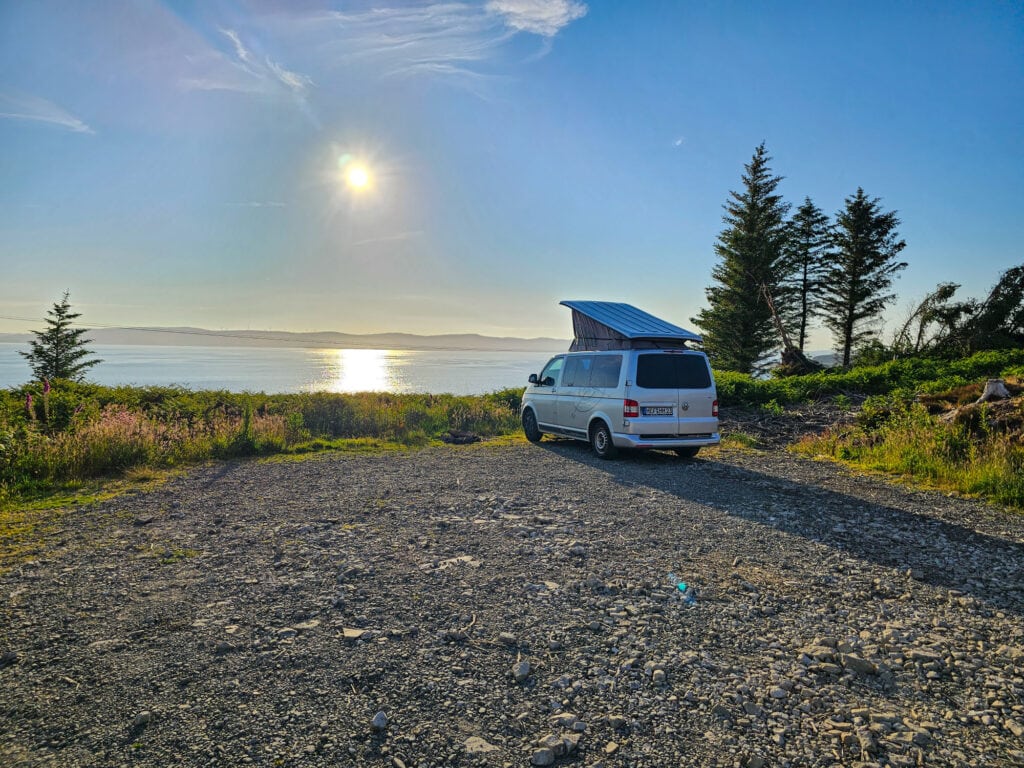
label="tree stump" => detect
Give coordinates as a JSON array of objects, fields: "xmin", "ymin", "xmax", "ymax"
[{"xmin": 976, "ymin": 379, "xmax": 1011, "ymax": 403}]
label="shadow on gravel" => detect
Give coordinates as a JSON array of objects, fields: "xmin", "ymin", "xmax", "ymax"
[{"xmin": 538, "ymin": 440, "xmax": 1024, "ymax": 618}]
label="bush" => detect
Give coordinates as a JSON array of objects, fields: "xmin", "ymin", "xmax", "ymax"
[{"xmin": 0, "ymin": 383, "xmax": 523, "ymax": 505}]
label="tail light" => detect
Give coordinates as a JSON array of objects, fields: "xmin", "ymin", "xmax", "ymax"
[
  {"xmin": 712, "ymin": 399, "xmax": 719, "ymax": 417},
  {"xmin": 623, "ymin": 399, "xmax": 639, "ymax": 418}
]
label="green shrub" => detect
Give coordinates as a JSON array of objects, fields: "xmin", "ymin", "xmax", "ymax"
[{"xmin": 0, "ymin": 382, "xmax": 523, "ymax": 505}]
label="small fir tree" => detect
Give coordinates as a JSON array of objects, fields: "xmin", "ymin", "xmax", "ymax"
[
  {"xmin": 779, "ymin": 197, "xmax": 830, "ymax": 352},
  {"xmin": 820, "ymin": 189, "xmax": 907, "ymax": 366},
  {"xmin": 693, "ymin": 144, "xmax": 791, "ymax": 372},
  {"xmin": 20, "ymin": 291, "xmax": 102, "ymax": 381}
]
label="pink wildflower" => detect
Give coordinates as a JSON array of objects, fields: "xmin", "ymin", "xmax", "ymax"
[
  {"xmin": 43, "ymin": 378, "xmax": 51, "ymax": 395},
  {"xmin": 25, "ymin": 392, "xmax": 35, "ymax": 420}
]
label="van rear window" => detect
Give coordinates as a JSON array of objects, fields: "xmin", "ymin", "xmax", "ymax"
[{"xmin": 636, "ymin": 354, "xmax": 711, "ymax": 389}]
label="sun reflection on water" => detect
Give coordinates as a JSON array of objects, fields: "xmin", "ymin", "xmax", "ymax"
[{"xmin": 322, "ymin": 348, "xmax": 401, "ymax": 393}]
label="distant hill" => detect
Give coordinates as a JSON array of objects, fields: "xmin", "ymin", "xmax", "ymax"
[{"xmin": 0, "ymin": 327, "xmax": 569, "ymax": 352}]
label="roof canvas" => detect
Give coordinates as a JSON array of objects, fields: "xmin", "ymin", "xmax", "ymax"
[{"xmin": 560, "ymin": 300, "xmax": 702, "ymax": 351}]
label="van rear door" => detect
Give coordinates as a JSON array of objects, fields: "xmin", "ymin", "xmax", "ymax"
[{"xmin": 633, "ymin": 352, "xmax": 716, "ymax": 435}]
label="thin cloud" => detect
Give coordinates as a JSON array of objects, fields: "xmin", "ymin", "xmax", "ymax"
[
  {"xmin": 486, "ymin": 0, "xmax": 588, "ymax": 37},
  {"xmin": 290, "ymin": 1, "xmax": 586, "ymax": 86},
  {"xmin": 182, "ymin": 28, "xmax": 312, "ymax": 98},
  {"xmin": 0, "ymin": 91, "xmax": 93, "ymax": 134},
  {"xmin": 674, "ymin": 136, "xmax": 685, "ymax": 147},
  {"xmin": 351, "ymin": 230, "xmax": 423, "ymax": 247},
  {"xmin": 227, "ymin": 201, "xmax": 288, "ymax": 208}
]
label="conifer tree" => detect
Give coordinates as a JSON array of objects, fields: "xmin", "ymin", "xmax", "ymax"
[
  {"xmin": 779, "ymin": 197, "xmax": 830, "ymax": 352},
  {"xmin": 820, "ymin": 189, "xmax": 907, "ymax": 366},
  {"xmin": 20, "ymin": 291, "xmax": 102, "ymax": 381},
  {"xmin": 693, "ymin": 144, "xmax": 790, "ymax": 372}
]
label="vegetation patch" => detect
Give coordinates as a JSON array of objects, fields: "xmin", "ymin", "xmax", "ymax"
[
  {"xmin": 0, "ymin": 382, "xmax": 523, "ymax": 508},
  {"xmin": 794, "ymin": 382, "xmax": 1024, "ymax": 509}
]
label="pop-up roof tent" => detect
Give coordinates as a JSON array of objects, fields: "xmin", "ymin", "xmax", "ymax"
[{"xmin": 560, "ymin": 300, "xmax": 702, "ymax": 352}]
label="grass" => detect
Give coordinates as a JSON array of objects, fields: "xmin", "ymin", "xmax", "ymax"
[
  {"xmin": 715, "ymin": 348, "xmax": 1024, "ymax": 407},
  {"xmin": 3, "ymin": 347, "xmax": 1022, "ymax": 524},
  {"xmin": 794, "ymin": 399, "xmax": 1024, "ymax": 509},
  {"xmin": 0, "ymin": 383, "xmax": 524, "ymax": 510}
]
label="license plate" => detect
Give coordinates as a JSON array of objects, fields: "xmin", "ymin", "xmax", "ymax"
[{"xmin": 642, "ymin": 407, "xmax": 673, "ymax": 416}]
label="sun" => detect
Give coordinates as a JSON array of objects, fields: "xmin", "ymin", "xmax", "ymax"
[{"xmin": 346, "ymin": 165, "xmax": 370, "ymax": 190}]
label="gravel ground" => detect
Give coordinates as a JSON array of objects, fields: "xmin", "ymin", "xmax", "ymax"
[{"xmin": 2, "ymin": 440, "xmax": 1023, "ymax": 767}]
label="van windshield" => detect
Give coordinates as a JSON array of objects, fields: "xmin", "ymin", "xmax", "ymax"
[{"xmin": 636, "ymin": 354, "xmax": 711, "ymax": 389}]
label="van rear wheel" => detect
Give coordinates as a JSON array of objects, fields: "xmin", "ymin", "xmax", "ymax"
[
  {"xmin": 590, "ymin": 421, "xmax": 618, "ymax": 459},
  {"xmin": 522, "ymin": 409, "xmax": 542, "ymax": 443},
  {"xmin": 674, "ymin": 447, "xmax": 700, "ymax": 458}
]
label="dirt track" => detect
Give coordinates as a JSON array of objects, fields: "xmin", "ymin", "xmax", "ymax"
[{"xmin": 2, "ymin": 442, "xmax": 1022, "ymax": 767}]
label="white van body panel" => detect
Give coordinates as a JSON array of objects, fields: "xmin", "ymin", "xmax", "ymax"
[{"xmin": 522, "ymin": 349, "xmax": 720, "ymax": 454}]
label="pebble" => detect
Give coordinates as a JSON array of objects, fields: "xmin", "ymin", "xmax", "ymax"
[
  {"xmin": 513, "ymin": 660, "xmax": 531, "ymax": 683},
  {"xmin": 3, "ymin": 444, "xmax": 1022, "ymax": 768}
]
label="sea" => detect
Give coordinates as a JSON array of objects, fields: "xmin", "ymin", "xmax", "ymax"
[{"xmin": 0, "ymin": 344, "xmax": 554, "ymax": 395}]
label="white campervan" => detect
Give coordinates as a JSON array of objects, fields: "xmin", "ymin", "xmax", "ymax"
[{"xmin": 521, "ymin": 301, "xmax": 720, "ymax": 459}]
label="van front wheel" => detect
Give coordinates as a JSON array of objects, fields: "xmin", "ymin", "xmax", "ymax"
[
  {"xmin": 590, "ymin": 421, "xmax": 618, "ymax": 460},
  {"xmin": 674, "ymin": 447, "xmax": 700, "ymax": 458},
  {"xmin": 522, "ymin": 409, "xmax": 542, "ymax": 443}
]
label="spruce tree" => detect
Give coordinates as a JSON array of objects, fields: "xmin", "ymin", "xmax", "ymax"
[
  {"xmin": 20, "ymin": 291, "xmax": 102, "ymax": 381},
  {"xmin": 779, "ymin": 197, "xmax": 830, "ymax": 352},
  {"xmin": 820, "ymin": 189, "xmax": 907, "ymax": 366},
  {"xmin": 693, "ymin": 144, "xmax": 790, "ymax": 372}
]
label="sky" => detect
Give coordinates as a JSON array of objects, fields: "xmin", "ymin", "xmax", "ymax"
[{"xmin": 1, "ymin": 0, "xmax": 1022, "ymax": 348}]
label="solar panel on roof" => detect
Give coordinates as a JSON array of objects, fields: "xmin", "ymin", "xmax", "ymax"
[{"xmin": 560, "ymin": 300, "xmax": 701, "ymax": 342}]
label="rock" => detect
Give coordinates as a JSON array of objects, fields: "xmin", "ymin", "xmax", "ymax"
[
  {"xmin": 133, "ymin": 711, "xmax": 152, "ymax": 727},
  {"xmin": 711, "ymin": 704, "xmax": 734, "ymax": 722},
  {"xmin": 342, "ymin": 628, "xmax": 367, "ymax": 640},
  {"xmin": 440, "ymin": 430, "xmax": 481, "ymax": 444},
  {"xmin": 743, "ymin": 702, "xmax": 766, "ymax": 718},
  {"xmin": 538, "ymin": 733, "xmax": 564, "ymax": 754},
  {"xmin": 391, "ymin": 758, "xmax": 407, "ymax": 768},
  {"xmin": 562, "ymin": 732, "xmax": 581, "ymax": 754},
  {"xmin": 769, "ymin": 687, "xmax": 788, "ymax": 699},
  {"xmin": 585, "ymin": 574, "xmax": 606, "ymax": 591},
  {"xmin": 530, "ymin": 747, "xmax": 555, "ymax": 766},
  {"xmin": 464, "ymin": 736, "xmax": 499, "ymax": 754},
  {"xmin": 0, "ymin": 651, "xmax": 18, "ymax": 668},
  {"xmin": 371, "ymin": 711, "xmax": 388, "ymax": 731},
  {"xmin": 604, "ymin": 741, "xmax": 619, "ymax": 755},
  {"xmin": 513, "ymin": 660, "xmax": 531, "ymax": 683},
  {"xmin": 549, "ymin": 712, "xmax": 578, "ymax": 728},
  {"xmin": 798, "ymin": 645, "xmax": 838, "ymax": 662},
  {"xmin": 841, "ymin": 653, "xmax": 878, "ymax": 675},
  {"xmin": 498, "ymin": 632, "xmax": 517, "ymax": 645},
  {"xmin": 608, "ymin": 715, "xmax": 628, "ymax": 730}
]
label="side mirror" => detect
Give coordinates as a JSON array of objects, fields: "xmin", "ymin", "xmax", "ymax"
[{"xmin": 528, "ymin": 373, "xmax": 538, "ymax": 384}]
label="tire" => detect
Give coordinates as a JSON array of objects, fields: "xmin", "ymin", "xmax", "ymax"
[
  {"xmin": 674, "ymin": 447, "xmax": 700, "ymax": 459},
  {"xmin": 590, "ymin": 421, "xmax": 618, "ymax": 460},
  {"xmin": 522, "ymin": 408, "xmax": 542, "ymax": 443}
]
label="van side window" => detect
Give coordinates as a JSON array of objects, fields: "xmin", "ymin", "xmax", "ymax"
[
  {"xmin": 590, "ymin": 355, "xmax": 623, "ymax": 388},
  {"xmin": 538, "ymin": 356, "xmax": 564, "ymax": 386},
  {"xmin": 636, "ymin": 354, "xmax": 712, "ymax": 389},
  {"xmin": 562, "ymin": 355, "xmax": 594, "ymax": 387}
]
